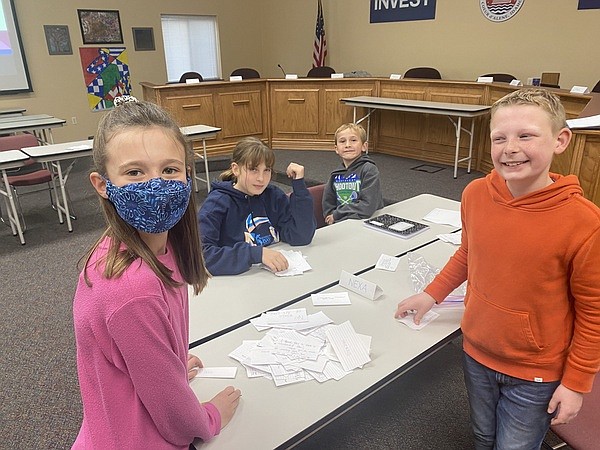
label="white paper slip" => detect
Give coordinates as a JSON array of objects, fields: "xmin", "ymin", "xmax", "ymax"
[
  {"xmin": 339, "ymin": 270, "xmax": 383, "ymax": 300},
  {"xmin": 325, "ymin": 321, "xmax": 371, "ymax": 372},
  {"xmin": 437, "ymin": 233, "xmax": 461, "ymax": 245},
  {"xmin": 265, "ymin": 308, "xmax": 308, "ymax": 324},
  {"xmin": 195, "ymin": 367, "xmax": 238, "ymax": 379},
  {"xmin": 567, "ymin": 114, "xmax": 600, "ymax": 130},
  {"xmin": 422, "ymin": 208, "xmax": 461, "ymax": 228},
  {"xmin": 396, "ymin": 310, "xmax": 440, "ymax": 330},
  {"xmin": 268, "ymin": 250, "xmax": 312, "ymax": 277},
  {"xmin": 375, "ymin": 254, "xmax": 400, "ymax": 271},
  {"xmin": 311, "ymin": 292, "xmax": 351, "ymax": 306}
]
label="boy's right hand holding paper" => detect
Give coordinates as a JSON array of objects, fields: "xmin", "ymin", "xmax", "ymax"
[{"xmin": 394, "ymin": 292, "xmax": 437, "ymax": 325}]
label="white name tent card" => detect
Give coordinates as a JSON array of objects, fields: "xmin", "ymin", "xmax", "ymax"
[
  {"xmin": 285, "ymin": 74, "xmax": 298, "ymax": 79},
  {"xmin": 567, "ymin": 114, "xmax": 600, "ymax": 130},
  {"xmin": 185, "ymin": 78, "xmax": 200, "ymax": 84},
  {"xmin": 509, "ymin": 79, "xmax": 523, "ymax": 86},
  {"xmin": 476, "ymin": 76, "xmax": 493, "ymax": 83},
  {"xmin": 229, "ymin": 75, "xmax": 243, "ymax": 82},
  {"xmin": 331, "ymin": 73, "xmax": 344, "ymax": 78},
  {"xmin": 570, "ymin": 85, "xmax": 590, "ymax": 94},
  {"xmin": 389, "ymin": 73, "xmax": 402, "ymax": 80},
  {"xmin": 339, "ymin": 270, "xmax": 383, "ymax": 300}
]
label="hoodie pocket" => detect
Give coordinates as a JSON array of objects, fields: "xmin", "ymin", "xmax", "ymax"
[{"xmin": 463, "ymin": 288, "xmax": 543, "ymax": 360}]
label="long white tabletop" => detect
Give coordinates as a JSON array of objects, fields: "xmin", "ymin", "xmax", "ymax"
[
  {"xmin": 0, "ymin": 116, "xmax": 66, "ymax": 144},
  {"xmin": 189, "ymin": 194, "xmax": 460, "ymax": 346},
  {"xmin": 341, "ymin": 95, "xmax": 491, "ymax": 178},
  {"xmin": 0, "ymin": 107, "xmax": 26, "ymax": 116},
  {"xmin": 190, "ymin": 239, "xmax": 463, "ymax": 449}
]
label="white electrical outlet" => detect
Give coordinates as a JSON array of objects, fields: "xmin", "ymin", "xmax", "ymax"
[{"xmin": 71, "ymin": 117, "xmax": 77, "ymax": 124}]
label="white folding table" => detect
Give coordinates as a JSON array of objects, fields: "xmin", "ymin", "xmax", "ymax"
[
  {"xmin": 341, "ymin": 96, "xmax": 490, "ymax": 178},
  {"xmin": 0, "ymin": 150, "xmax": 31, "ymax": 244},
  {"xmin": 180, "ymin": 125, "xmax": 221, "ymax": 193},
  {"xmin": 21, "ymin": 140, "xmax": 93, "ymax": 232},
  {"xmin": 0, "ymin": 115, "xmax": 66, "ymax": 145}
]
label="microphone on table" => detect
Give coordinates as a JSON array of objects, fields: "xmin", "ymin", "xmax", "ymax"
[{"xmin": 277, "ymin": 64, "xmax": 287, "ymax": 77}]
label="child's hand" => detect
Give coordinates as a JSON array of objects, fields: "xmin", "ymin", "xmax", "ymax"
[
  {"xmin": 210, "ymin": 386, "xmax": 242, "ymax": 429},
  {"xmin": 187, "ymin": 353, "xmax": 203, "ymax": 381},
  {"xmin": 548, "ymin": 384, "xmax": 584, "ymax": 425},
  {"xmin": 325, "ymin": 214, "xmax": 335, "ymax": 225},
  {"xmin": 394, "ymin": 292, "xmax": 437, "ymax": 325},
  {"xmin": 262, "ymin": 248, "xmax": 289, "ymax": 273},
  {"xmin": 286, "ymin": 162, "xmax": 305, "ymax": 180}
]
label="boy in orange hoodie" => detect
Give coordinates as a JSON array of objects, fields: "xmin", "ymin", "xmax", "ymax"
[{"xmin": 395, "ymin": 89, "xmax": 600, "ymax": 449}]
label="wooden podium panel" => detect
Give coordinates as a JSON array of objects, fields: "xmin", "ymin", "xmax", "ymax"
[{"xmin": 217, "ymin": 90, "xmax": 264, "ymax": 138}]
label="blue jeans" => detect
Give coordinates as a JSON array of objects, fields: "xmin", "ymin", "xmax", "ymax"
[{"xmin": 462, "ymin": 352, "xmax": 559, "ymax": 450}]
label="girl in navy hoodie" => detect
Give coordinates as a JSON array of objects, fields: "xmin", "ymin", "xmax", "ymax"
[{"xmin": 198, "ymin": 137, "xmax": 316, "ymax": 275}]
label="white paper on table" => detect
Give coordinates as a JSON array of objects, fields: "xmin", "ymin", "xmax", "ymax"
[
  {"xmin": 437, "ymin": 233, "xmax": 461, "ymax": 245},
  {"xmin": 264, "ymin": 308, "xmax": 308, "ymax": 324},
  {"xmin": 396, "ymin": 310, "xmax": 440, "ymax": 330},
  {"xmin": 195, "ymin": 367, "xmax": 238, "ymax": 379},
  {"xmin": 375, "ymin": 254, "xmax": 400, "ymax": 271},
  {"xmin": 325, "ymin": 321, "xmax": 371, "ymax": 372},
  {"xmin": 269, "ymin": 250, "xmax": 312, "ymax": 277},
  {"xmin": 311, "ymin": 292, "xmax": 351, "ymax": 306},
  {"xmin": 228, "ymin": 340, "xmax": 261, "ymax": 363},
  {"xmin": 567, "ymin": 114, "xmax": 600, "ymax": 129},
  {"xmin": 422, "ymin": 208, "xmax": 461, "ymax": 228},
  {"xmin": 323, "ymin": 360, "xmax": 353, "ymax": 381},
  {"xmin": 276, "ymin": 311, "xmax": 334, "ymax": 331},
  {"xmin": 339, "ymin": 270, "xmax": 383, "ymax": 300},
  {"xmin": 305, "ymin": 369, "xmax": 330, "ymax": 383},
  {"xmin": 248, "ymin": 347, "xmax": 279, "ymax": 365}
]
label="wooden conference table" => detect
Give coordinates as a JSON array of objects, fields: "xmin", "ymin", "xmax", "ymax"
[
  {"xmin": 188, "ymin": 194, "xmax": 461, "ymax": 346},
  {"xmin": 189, "ymin": 228, "xmax": 462, "ymax": 449},
  {"xmin": 0, "ymin": 150, "xmax": 31, "ymax": 244},
  {"xmin": 341, "ymin": 96, "xmax": 491, "ymax": 179}
]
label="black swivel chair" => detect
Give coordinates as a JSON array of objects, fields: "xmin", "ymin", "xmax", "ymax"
[
  {"xmin": 307, "ymin": 66, "xmax": 336, "ymax": 78},
  {"xmin": 481, "ymin": 73, "xmax": 516, "ymax": 83},
  {"xmin": 178, "ymin": 72, "xmax": 203, "ymax": 83},
  {"xmin": 404, "ymin": 67, "xmax": 442, "ymax": 79},
  {"xmin": 230, "ymin": 68, "xmax": 260, "ymax": 79}
]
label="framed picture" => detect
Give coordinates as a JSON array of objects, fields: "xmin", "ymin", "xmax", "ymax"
[
  {"xmin": 77, "ymin": 9, "xmax": 123, "ymax": 44},
  {"xmin": 132, "ymin": 27, "xmax": 155, "ymax": 51},
  {"xmin": 43, "ymin": 25, "xmax": 72, "ymax": 55}
]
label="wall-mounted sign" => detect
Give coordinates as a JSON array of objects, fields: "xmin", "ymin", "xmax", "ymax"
[
  {"xmin": 370, "ymin": 0, "xmax": 436, "ymax": 24},
  {"xmin": 480, "ymin": 0, "xmax": 524, "ymax": 22}
]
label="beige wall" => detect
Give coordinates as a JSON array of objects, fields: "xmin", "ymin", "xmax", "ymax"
[{"xmin": 1, "ymin": 0, "xmax": 598, "ymax": 143}]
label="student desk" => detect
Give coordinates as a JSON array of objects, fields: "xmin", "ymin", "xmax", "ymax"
[
  {"xmin": 180, "ymin": 125, "xmax": 221, "ymax": 193},
  {"xmin": 188, "ymin": 194, "xmax": 460, "ymax": 346},
  {"xmin": 21, "ymin": 140, "xmax": 93, "ymax": 232},
  {"xmin": 190, "ymin": 239, "xmax": 462, "ymax": 449},
  {"xmin": 0, "ymin": 115, "xmax": 66, "ymax": 144},
  {"xmin": 341, "ymin": 96, "xmax": 491, "ymax": 179},
  {"xmin": 0, "ymin": 107, "xmax": 26, "ymax": 116},
  {"xmin": 0, "ymin": 150, "xmax": 30, "ymax": 244}
]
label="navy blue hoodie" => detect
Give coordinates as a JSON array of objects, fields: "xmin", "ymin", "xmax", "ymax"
[{"xmin": 198, "ymin": 179, "xmax": 316, "ymax": 275}]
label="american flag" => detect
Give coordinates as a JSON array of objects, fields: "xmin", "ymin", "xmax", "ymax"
[{"xmin": 313, "ymin": 0, "xmax": 327, "ymax": 67}]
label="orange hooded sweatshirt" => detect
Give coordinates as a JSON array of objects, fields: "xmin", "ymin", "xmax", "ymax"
[{"xmin": 425, "ymin": 171, "xmax": 600, "ymax": 393}]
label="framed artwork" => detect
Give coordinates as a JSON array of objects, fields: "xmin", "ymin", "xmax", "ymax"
[
  {"xmin": 77, "ymin": 9, "xmax": 123, "ymax": 44},
  {"xmin": 43, "ymin": 25, "xmax": 72, "ymax": 55},
  {"xmin": 132, "ymin": 27, "xmax": 155, "ymax": 51}
]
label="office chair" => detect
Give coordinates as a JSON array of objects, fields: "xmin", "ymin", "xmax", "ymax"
[
  {"xmin": 178, "ymin": 72, "xmax": 203, "ymax": 83},
  {"xmin": 0, "ymin": 134, "xmax": 54, "ymax": 230},
  {"xmin": 307, "ymin": 66, "xmax": 335, "ymax": 78},
  {"xmin": 230, "ymin": 68, "xmax": 260, "ymax": 79},
  {"xmin": 404, "ymin": 67, "xmax": 442, "ymax": 79},
  {"xmin": 592, "ymin": 80, "xmax": 600, "ymax": 93},
  {"xmin": 308, "ymin": 184, "xmax": 326, "ymax": 229},
  {"xmin": 543, "ymin": 375, "xmax": 600, "ymax": 449},
  {"xmin": 481, "ymin": 73, "xmax": 516, "ymax": 83}
]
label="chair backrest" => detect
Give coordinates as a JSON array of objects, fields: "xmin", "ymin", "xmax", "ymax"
[
  {"xmin": 481, "ymin": 73, "xmax": 516, "ymax": 83},
  {"xmin": 0, "ymin": 133, "xmax": 39, "ymax": 152},
  {"xmin": 307, "ymin": 66, "xmax": 336, "ymax": 78},
  {"xmin": 592, "ymin": 80, "xmax": 600, "ymax": 93},
  {"xmin": 404, "ymin": 67, "xmax": 442, "ymax": 79},
  {"xmin": 178, "ymin": 72, "xmax": 203, "ymax": 83},
  {"xmin": 230, "ymin": 68, "xmax": 260, "ymax": 79},
  {"xmin": 308, "ymin": 184, "xmax": 326, "ymax": 229},
  {"xmin": 550, "ymin": 375, "xmax": 600, "ymax": 449}
]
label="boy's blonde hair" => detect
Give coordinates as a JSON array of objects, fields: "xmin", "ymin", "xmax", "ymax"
[
  {"xmin": 334, "ymin": 123, "xmax": 367, "ymax": 144},
  {"xmin": 82, "ymin": 100, "xmax": 209, "ymax": 295},
  {"xmin": 491, "ymin": 88, "xmax": 567, "ymax": 133},
  {"xmin": 220, "ymin": 137, "xmax": 275, "ymax": 182}
]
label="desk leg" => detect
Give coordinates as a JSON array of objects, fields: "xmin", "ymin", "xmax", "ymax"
[
  {"xmin": 202, "ymin": 138, "xmax": 210, "ymax": 193},
  {"xmin": 1, "ymin": 170, "xmax": 25, "ymax": 244},
  {"xmin": 453, "ymin": 117, "xmax": 462, "ymax": 179},
  {"xmin": 467, "ymin": 119, "xmax": 475, "ymax": 174},
  {"xmin": 53, "ymin": 161, "xmax": 73, "ymax": 232}
]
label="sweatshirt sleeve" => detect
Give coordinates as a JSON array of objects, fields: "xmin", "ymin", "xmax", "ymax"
[
  {"xmin": 331, "ymin": 164, "xmax": 383, "ymax": 221},
  {"xmin": 273, "ymin": 178, "xmax": 316, "ymax": 245},
  {"xmin": 108, "ymin": 296, "xmax": 221, "ymax": 445},
  {"xmin": 322, "ymin": 176, "xmax": 337, "ymax": 218},
  {"xmin": 562, "ymin": 227, "xmax": 600, "ymax": 392},
  {"xmin": 198, "ymin": 193, "xmax": 263, "ymax": 275}
]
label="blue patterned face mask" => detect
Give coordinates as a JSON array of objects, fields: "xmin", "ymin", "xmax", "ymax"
[{"xmin": 104, "ymin": 177, "xmax": 192, "ymax": 234}]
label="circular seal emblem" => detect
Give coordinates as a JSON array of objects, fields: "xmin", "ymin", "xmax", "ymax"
[{"xmin": 480, "ymin": 0, "xmax": 524, "ymax": 22}]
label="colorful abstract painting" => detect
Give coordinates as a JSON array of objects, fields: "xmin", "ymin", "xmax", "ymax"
[{"xmin": 79, "ymin": 47, "xmax": 131, "ymax": 111}]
